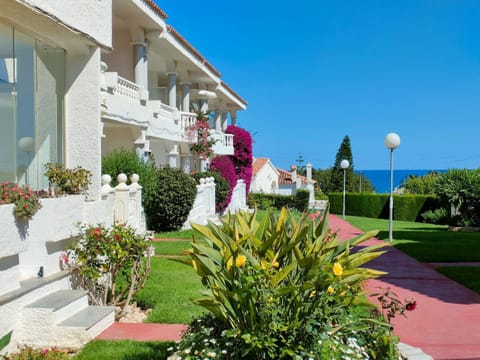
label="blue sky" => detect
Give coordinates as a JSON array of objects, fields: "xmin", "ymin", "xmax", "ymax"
[{"xmin": 159, "ymin": 1, "xmax": 480, "ymax": 170}]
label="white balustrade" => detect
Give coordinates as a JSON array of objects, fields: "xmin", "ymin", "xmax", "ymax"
[
  {"xmin": 183, "ymin": 177, "xmax": 216, "ymax": 228},
  {"xmin": 225, "ymin": 179, "xmax": 248, "ymax": 214}
]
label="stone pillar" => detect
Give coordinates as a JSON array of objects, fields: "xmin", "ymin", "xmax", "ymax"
[
  {"xmin": 230, "ymin": 110, "xmax": 237, "ymax": 126},
  {"xmin": 221, "ymin": 112, "xmax": 228, "ymax": 131},
  {"xmin": 201, "ymin": 158, "xmax": 210, "ymax": 172},
  {"xmin": 306, "ymin": 163, "xmax": 312, "ymax": 183},
  {"xmin": 133, "ymin": 43, "xmax": 148, "ymax": 90},
  {"xmin": 181, "ymin": 82, "xmax": 191, "ymax": 112},
  {"xmin": 167, "ymin": 72, "xmax": 177, "ymax": 107},
  {"xmin": 214, "ymin": 112, "xmax": 222, "ymax": 131},
  {"xmin": 169, "ymin": 144, "xmax": 180, "ymax": 168}
]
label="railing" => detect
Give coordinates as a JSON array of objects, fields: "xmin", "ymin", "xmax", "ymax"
[
  {"xmin": 116, "ymin": 77, "xmax": 142, "ymax": 100},
  {"xmin": 181, "ymin": 112, "xmax": 197, "ymax": 129},
  {"xmin": 224, "ymin": 133, "xmax": 234, "ymax": 148}
]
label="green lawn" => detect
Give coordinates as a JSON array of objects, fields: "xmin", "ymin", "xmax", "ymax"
[
  {"xmin": 155, "ymin": 229, "xmax": 195, "ymax": 239},
  {"xmin": 152, "ymin": 240, "xmax": 201, "ymax": 256},
  {"xmin": 74, "ymin": 340, "xmax": 172, "ymax": 359},
  {"xmin": 436, "ymin": 267, "xmax": 480, "ymax": 294},
  {"xmin": 134, "ymin": 257, "xmax": 204, "ymax": 324},
  {"xmin": 346, "ymin": 216, "xmax": 480, "ymax": 262}
]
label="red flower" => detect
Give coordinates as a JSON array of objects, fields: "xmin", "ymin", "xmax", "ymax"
[{"xmin": 406, "ymin": 300, "xmax": 416, "ymax": 311}]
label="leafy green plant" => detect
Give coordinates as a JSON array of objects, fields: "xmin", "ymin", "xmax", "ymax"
[
  {"xmin": 69, "ymin": 223, "xmax": 151, "ymax": 316},
  {"xmin": 144, "ymin": 167, "xmax": 197, "ymax": 232},
  {"xmin": 44, "ymin": 163, "xmax": 91, "ymax": 195},
  {"xmin": 187, "ymin": 110, "xmax": 216, "ymax": 160},
  {"xmin": 0, "ymin": 331, "xmax": 12, "ymax": 352},
  {"xmin": 174, "ymin": 208, "xmax": 398, "ymax": 359},
  {"xmin": 0, "ymin": 182, "xmax": 42, "ymax": 220}
]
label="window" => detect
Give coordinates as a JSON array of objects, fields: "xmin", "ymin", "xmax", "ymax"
[{"xmin": 0, "ymin": 22, "xmax": 64, "ymax": 189}]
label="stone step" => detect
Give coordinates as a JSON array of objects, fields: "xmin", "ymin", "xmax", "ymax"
[
  {"xmin": 59, "ymin": 305, "xmax": 115, "ymax": 330},
  {"xmin": 26, "ymin": 289, "xmax": 88, "ymax": 324}
]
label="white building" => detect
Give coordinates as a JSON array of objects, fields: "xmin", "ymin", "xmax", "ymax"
[
  {"xmin": 0, "ymin": 0, "xmax": 246, "ymax": 352},
  {"xmin": 251, "ymin": 158, "xmax": 279, "ymax": 194}
]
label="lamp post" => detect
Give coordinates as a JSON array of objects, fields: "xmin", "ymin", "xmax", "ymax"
[
  {"xmin": 384, "ymin": 133, "xmax": 401, "ymax": 241},
  {"xmin": 340, "ymin": 159, "xmax": 350, "ymax": 219}
]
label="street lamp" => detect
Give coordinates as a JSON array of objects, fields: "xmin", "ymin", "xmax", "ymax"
[
  {"xmin": 384, "ymin": 133, "xmax": 401, "ymax": 241},
  {"xmin": 340, "ymin": 159, "xmax": 350, "ymax": 219}
]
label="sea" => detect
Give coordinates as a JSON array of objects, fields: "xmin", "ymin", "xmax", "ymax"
[{"xmin": 356, "ymin": 169, "xmax": 446, "ymax": 194}]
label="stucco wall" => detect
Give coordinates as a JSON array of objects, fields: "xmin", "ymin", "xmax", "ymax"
[
  {"xmin": 102, "ymin": 24, "xmax": 134, "ymax": 81},
  {"xmin": 251, "ymin": 164, "xmax": 278, "ymax": 194},
  {"xmin": 22, "ymin": 0, "xmax": 112, "ymax": 48},
  {"xmin": 64, "ymin": 48, "xmax": 102, "ymax": 199}
]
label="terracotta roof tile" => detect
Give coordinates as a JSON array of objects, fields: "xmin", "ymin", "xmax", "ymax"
[
  {"xmin": 142, "ymin": 0, "xmax": 168, "ymax": 19},
  {"xmin": 253, "ymin": 158, "xmax": 269, "ymax": 176},
  {"xmin": 277, "ymin": 168, "xmax": 316, "ymax": 185}
]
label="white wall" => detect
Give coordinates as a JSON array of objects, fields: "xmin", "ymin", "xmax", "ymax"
[
  {"xmin": 102, "ymin": 24, "xmax": 134, "ymax": 81},
  {"xmin": 64, "ymin": 48, "xmax": 102, "ymax": 199},
  {"xmin": 251, "ymin": 164, "xmax": 278, "ymax": 194},
  {"xmin": 22, "ymin": 0, "xmax": 112, "ymax": 48}
]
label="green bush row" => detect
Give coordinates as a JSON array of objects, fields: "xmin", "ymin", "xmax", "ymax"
[
  {"xmin": 328, "ymin": 193, "xmax": 441, "ymax": 221},
  {"xmin": 248, "ymin": 189, "xmax": 310, "ymax": 212}
]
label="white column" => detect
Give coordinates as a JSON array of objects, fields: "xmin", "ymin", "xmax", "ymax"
[
  {"xmin": 221, "ymin": 112, "xmax": 228, "ymax": 131},
  {"xmin": 214, "ymin": 112, "xmax": 222, "ymax": 131},
  {"xmin": 167, "ymin": 72, "xmax": 177, "ymax": 107},
  {"xmin": 230, "ymin": 110, "xmax": 237, "ymax": 126},
  {"xmin": 306, "ymin": 163, "xmax": 312, "ymax": 183},
  {"xmin": 133, "ymin": 43, "xmax": 148, "ymax": 90},
  {"xmin": 169, "ymin": 144, "xmax": 180, "ymax": 168},
  {"xmin": 181, "ymin": 82, "xmax": 191, "ymax": 112}
]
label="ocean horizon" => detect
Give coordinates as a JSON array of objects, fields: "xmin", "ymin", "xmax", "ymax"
[{"xmin": 356, "ymin": 169, "xmax": 446, "ymax": 194}]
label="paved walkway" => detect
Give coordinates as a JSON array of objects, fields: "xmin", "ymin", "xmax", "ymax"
[
  {"xmin": 97, "ymin": 215, "xmax": 480, "ymax": 359},
  {"xmin": 329, "ymin": 215, "xmax": 480, "ymax": 360}
]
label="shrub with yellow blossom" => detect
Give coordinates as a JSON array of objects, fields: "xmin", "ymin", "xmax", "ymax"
[{"xmin": 174, "ymin": 208, "xmax": 400, "ymax": 359}]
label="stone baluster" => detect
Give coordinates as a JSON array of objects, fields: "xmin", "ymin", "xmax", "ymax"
[{"xmin": 114, "ymin": 173, "xmax": 130, "ymax": 225}]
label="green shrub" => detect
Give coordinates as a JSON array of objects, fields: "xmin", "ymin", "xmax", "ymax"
[
  {"xmin": 172, "ymin": 208, "xmax": 399, "ymax": 359},
  {"xmin": 2, "ymin": 346, "xmax": 71, "ymax": 359},
  {"xmin": 145, "ymin": 167, "xmax": 196, "ymax": 232},
  {"xmin": 193, "ymin": 171, "xmax": 230, "ymax": 213},
  {"xmin": 329, "ymin": 193, "xmax": 440, "ymax": 221},
  {"xmin": 248, "ymin": 193, "xmax": 298, "ymax": 210},
  {"xmin": 44, "ymin": 163, "xmax": 91, "ymax": 195},
  {"xmin": 102, "ymin": 148, "xmax": 158, "ymax": 226},
  {"xmin": 434, "ymin": 169, "xmax": 480, "ymax": 227},
  {"xmin": 294, "ymin": 189, "xmax": 310, "ymax": 212},
  {"xmin": 421, "ymin": 207, "xmax": 449, "ymax": 224}
]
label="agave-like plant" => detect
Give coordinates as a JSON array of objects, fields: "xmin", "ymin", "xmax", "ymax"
[{"xmin": 183, "ymin": 208, "xmax": 387, "ymax": 333}]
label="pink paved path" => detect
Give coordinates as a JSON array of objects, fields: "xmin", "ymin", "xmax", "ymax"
[
  {"xmin": 329, "ymin": 214, "xmax": 480, "ymax": 360},
  {"xmin": 96, "ymin": 323, "xmax": 188, "ymax": 342}
]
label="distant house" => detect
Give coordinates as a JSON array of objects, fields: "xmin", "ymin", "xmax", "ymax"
[
  {"xmin": 251, "ymin": 158, "xmax": 279, "ymax": 194},
  {"xmin": 277, "ymin": 166, "xmax": 317, "ymax": 196}
]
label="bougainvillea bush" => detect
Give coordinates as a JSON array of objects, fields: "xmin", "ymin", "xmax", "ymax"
[
  {"xmin": 187, "ymin": 111, "xmax": 216, "ymax": 160},
  {"xmin": 210, "ymin": 156, "xmax": 237, "ymax": 212},
  {"xmin": 225, "ymin": 125, "xmax": 253, "ymax": 193},
  {"xmin": 170, "ymin": 208, "xmax": 400, "ymax": 359}
]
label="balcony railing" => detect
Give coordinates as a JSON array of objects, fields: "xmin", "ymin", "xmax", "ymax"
[{"xmin": 211, "ymin": 131, "xmax": 234, "ymax": 155}]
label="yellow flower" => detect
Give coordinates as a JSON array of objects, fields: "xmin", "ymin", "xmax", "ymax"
[
  {"xmin": 235, "ymin": 255, "xmax": 247, "ymax": 268},
  {"xmin": 226, "ymin": 257, "xmax": 233, "ymax": 270},
  {"xmin": 327, "ymin": 286, "xmax": 335, "ymax": 294},
  {"xmin": 271, "ymin": 260, "xmax": 279, "ymax": 268},
  {"xmin": 333, "ymin": 262, "xmax": 343, "ymax": 277}
]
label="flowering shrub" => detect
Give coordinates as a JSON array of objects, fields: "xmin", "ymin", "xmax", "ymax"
[
  {"xmin": 69, "ymin": 223, "xmax": 151, "ymax": 316},
  {"xmin": 187, "ymin": 111, "xmax": 216, "ymax": 160},
  {"xmin": 210, "ymin": 156, "xmax": 237, "ymax": 211},
  {"xmin": 0, "ymin": 182, "xmax": 42, "ymax": 220},
  {"xmin": 172, "ymin": 208, "xmax": 400, "ymax": 359},
  {"xmin": 226, "ymin": 125, "xmax": 253, "ymax": 193},
  {"xmin": 371, "ymin": 287, "xmax": 416, "ymax": 323},
  {"xmin": 2, "ymin": 346, "xmax": 71, "ymax": 359}
]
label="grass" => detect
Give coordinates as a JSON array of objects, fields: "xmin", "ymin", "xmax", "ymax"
[
  {"xmin": 436, "ymin": 267, "xmax": 480, "ymax": 294},
  {"xmin": 74, "ymin": 340, "xmax": 172, "ymax": 359},
  {"xmin": 155, "ymin": 229, "xmax": 195, "ymax": 239},
  {"xmin": 134, "ymin": 257, "xmax": 204, "ymax": 324},
  {"xmin": 346, "ymin": 215, "xmax": 480, "ymax": 262},
  {"xmin": 152, "ymin": 240, "xmax": 200, "ymax": 256}
]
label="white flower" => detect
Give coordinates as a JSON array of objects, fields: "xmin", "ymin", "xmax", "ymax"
[
  {"xmin": 221, "ymin": 350, "xmax": 227, "ymax": 354},
  {"xmin": 207, "ymin": 352, "xmax": 216, "ymax": 358},
  {"xmin": 184, "ymin": 348, "xmax": 191, "ymax": 354},
  {"xmin": 209, "ymin": 339, "xmax": 217, "ymax": 344}
]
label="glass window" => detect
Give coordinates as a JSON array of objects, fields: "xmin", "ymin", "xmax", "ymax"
[{"xmin": 0, "ymin": 22, "xmax": 65, "ymax": 189}]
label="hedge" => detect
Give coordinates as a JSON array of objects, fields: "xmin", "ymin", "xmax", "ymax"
[
  {"xmin": 248, "ymin": 190, "xmax": 310, "ymax": 212},
  {"xmin": 328, "ymin": 193, "xmax": 441, "ymax": 222}
]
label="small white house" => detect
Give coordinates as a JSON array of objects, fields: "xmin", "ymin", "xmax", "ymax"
[{"xmin": 251, "ymin": 158, "xmax": 279, "ymax": 194}]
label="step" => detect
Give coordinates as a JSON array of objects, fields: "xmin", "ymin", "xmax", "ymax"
[
  {"xmin": 26, "ymin": 289, "xmax": 88, "ymax": 324},
  {"xmin": 59, "ymin": 305, "xmax": 115, "ymax": 331}
]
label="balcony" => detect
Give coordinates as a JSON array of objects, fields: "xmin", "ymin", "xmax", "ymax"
[
  {"xmin": 211, "ymin": 131, "xmax": 234, "ymax": 155},
  {"xmin": 100, "ymin": 70, "xmax": 197, "ymax": 144}
]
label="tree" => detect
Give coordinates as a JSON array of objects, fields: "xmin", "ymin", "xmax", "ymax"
[
  {"xmin": 296, "ymin": 153, "xmax": 306, "ymax": 176},
  {"xmin": 330, "ymin": 136, "xmax": 355, "ymax": 192}
]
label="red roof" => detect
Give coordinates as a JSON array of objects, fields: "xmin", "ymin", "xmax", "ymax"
[
  {"xmin": 142, "ymin": 0, "xmax": 168, "ymax": 19},
  {"xmin": 277, "ymin": 168, "xmax": 316, "ymax": 185},
  {"xmin": 252, "ymin": 158, "xmax": 269, "ymax": 176}
]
